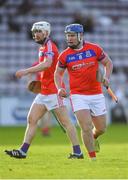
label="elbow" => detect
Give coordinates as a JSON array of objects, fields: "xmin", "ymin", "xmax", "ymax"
[
  {"xmin": 106, "ymin": 59, "xmax": 113, "ymax": 71},
  {"xmin": 46, "ymin": 63, "xmax": 51, "ymax": 68},
  {"xmin": 109, "ymin": 61, "xmax": 113, "ymax": 71}
]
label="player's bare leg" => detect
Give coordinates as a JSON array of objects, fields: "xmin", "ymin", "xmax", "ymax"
[
  {"xmin": 5, "ymin": 103, "xmax": 47, "ymax": 158},
  {"xmin": 75, "ymin": 109, "xmax": 96, "ymax": 160},
  {"xmin": 23, "ymin": 103, "xmax": 47, "ymax": 143},
  {"xmin": 92, "ymin": 114, "xmax": 107, "ymax": 152},
  {"xmin": 53, "ymin": 106, "xmax": 83, "ymax": 159},
  {"xmin": 92, "ymin": 114, "xmax": 107, "ymax": 139}
]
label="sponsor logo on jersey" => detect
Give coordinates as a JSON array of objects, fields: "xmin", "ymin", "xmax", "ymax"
[
  {"xmin": 72, "ymin": 61, "xmax": 95, "ymax": 70},
  {"xmin": 39, "ymin": 51, "xmax": 54, "ymax": 58},
  {"xmin": 45, "ymin": 51, "xmax": 54, "ymax": 57},
  {"xmin": 66, "ymin": 50, "xmax": 96, "ymax": 63}
]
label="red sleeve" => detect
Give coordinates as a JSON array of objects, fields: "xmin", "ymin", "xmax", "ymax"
[
  {"xmin": 38, "ymin": 42, "xmax": 55, "ymax": 63},
  {"xmin": 96, "ymin": 45, "xmax": 106, "ymax": 61},
  {"xmin": 58, "ymin": 52, "xmax": 67, "ymax": 69}
]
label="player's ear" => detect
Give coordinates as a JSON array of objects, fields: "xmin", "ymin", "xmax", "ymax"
[
  {"xmin": 80, "ymin": 33, "xmax": 83, "ymax": 39},
  {"xmin": 44, "ymin": 31, "xmax": 49, "ymax": 37}
]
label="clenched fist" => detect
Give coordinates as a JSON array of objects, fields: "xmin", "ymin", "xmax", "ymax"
[{"xmin": 15, "ymin": 69, "xmax": 28, "ymax": 78}]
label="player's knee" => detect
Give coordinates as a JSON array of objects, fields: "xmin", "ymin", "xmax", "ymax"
[
  {"xmin": 61, "ymin": 120, "xmax": 74, "ymax": 131},
  {"xmin": 98, "ymin": 127, "xmax": 106, "ymax": 135}
]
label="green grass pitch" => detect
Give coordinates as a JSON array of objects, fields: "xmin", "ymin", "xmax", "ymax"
[{"xmin": 0, "ymin": 124, "xmax": 128, "ymax": 179}]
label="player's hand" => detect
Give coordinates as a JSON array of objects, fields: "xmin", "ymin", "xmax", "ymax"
[
  {"xmin": 58, "ymin": 88, "xmax": 68, "ymax": 98},
  {"xmin": 15, "ymin": 69, "xmax": 28, "ymax": 78},
  {"xmin": 102, "ymin": 77, "xmax": 110, "ymax": 88}
]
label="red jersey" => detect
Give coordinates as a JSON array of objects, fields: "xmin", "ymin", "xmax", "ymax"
[
  {"xmin": 38, "ymin": 39, "xmax": 59, "ymax": 94},
  {"xmin": 58, "ymin": 41, "xmax": 106, "ymax": 95}
]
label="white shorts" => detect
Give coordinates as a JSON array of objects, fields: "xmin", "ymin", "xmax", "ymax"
[
  {"xmin": 32, "ymin": 94, "xmax": 65, "ymax": 111},
  {"xmin": 70, "ymin": 94, "xmax": 107, "ymax": 116}
]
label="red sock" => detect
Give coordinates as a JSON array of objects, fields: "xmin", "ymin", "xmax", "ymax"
[
  {"xmin": 41, "ymin": 127, "xmax": 50, "ymax": 135},
  {"xmin": 88, "ymin": 151, "xmax": 96, "ymax": 158}
]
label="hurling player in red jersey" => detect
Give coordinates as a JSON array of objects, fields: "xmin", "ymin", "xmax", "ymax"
[
  {"xmin": 5, "ymin": 21, "xmax": 83, "ymax": 159},
  {"xmin": 54, "ymin": 24, "xmax": 113, "ymax": 160}
]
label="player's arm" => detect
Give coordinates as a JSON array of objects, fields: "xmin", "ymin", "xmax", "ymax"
[
  {"xmin": 100, "ymin": 55, "xmax": 113, "ymax": 87},
  {"xmin": 54, "ymin": 62, "xmax": 67, "ymax": 97},
  {"xmin": 16, "ymin": 58, "xmax": 52, "ymax": 78},
  {"xmin": 26, "ymin": 58, "xmax": 52, "ymax": 73},
  {"xmin": 27, "ymin": 73, "xmax": 33, "ymax": 83}
]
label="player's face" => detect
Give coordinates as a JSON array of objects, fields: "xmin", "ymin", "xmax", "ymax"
[
  {"xmin": 32, "ymin": 30, "xmax": 47, "ymax": 42},
  {"xmin": 65, "ymin": 33, "xmax": 79, "ymax": 47}
]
